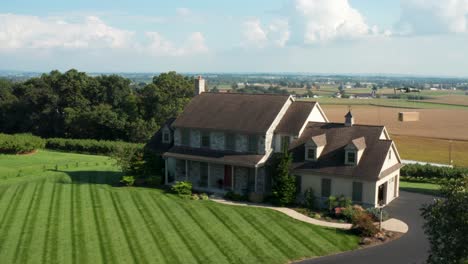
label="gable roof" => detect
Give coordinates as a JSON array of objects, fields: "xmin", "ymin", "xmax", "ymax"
[
  {"xmin": 275, "ymin": 101, "xmax": 317, "ymax": 135},
  {"xmin": 290, "ymin": 122, "xmax": 399, "ymax": 181},
  {"xmin": 172, "ymin": 92, "xmax": 291, "ymax": 134},
  {"xmin": 347, "ymin": 137, "xmax": 366, "ymax": 150},
  {"xmin": 144, "ymin": 118, "xmax": 176, "ymax": 154}
]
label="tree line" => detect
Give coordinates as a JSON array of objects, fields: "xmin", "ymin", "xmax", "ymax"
[{"xmin": 0, "ymin": 70, "xmax": 193, "ymax": 142}]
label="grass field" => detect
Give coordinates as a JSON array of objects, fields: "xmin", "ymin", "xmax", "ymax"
[
  {"xmin": 399, "ymin": 181, "xmax": 441, "ymax": 196},
  {"xmin": 0, "ymin": 150, "xmax": 360, "ymax": 264}
]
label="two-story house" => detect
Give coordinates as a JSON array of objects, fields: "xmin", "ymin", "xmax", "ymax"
[{"xmin": 147, "ymin": 77, "xmax": 402, "ymax": 207}]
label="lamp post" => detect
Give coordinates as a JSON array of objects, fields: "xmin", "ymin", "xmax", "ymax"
[{"xmin": 378, "ymin": 201, "xmax": 385, "ymax": 231}]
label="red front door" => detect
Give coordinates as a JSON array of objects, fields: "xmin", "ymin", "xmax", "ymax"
[{"xmin": 224, "ymin": 165, "xmax": 232, "ymax": 189}]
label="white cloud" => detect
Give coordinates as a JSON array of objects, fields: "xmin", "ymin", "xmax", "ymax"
[
  {"xmin": 0, "ymin": 13, "xmax": 208, "ymax": 57},
  {"xmin": 0, "ymin": 14, "xmax": 134, "ymax": 50},
  {"xmin": 397, "ymin": 0, "xmax": 468, "ymax": 35},
  {"xmin": 242, "ymin": 18, "xmax": 290, "ymax": 48},
  {"xmin": 146, "ymin": 31, "xmax": 208, "ymax": 56},
  {"xmin": 293, "ymin": 0, "xmax": 374, "ymax": 43},
  {"xmin": 176, "ymin": 8, "xmax": 191, "ymax": 17}
]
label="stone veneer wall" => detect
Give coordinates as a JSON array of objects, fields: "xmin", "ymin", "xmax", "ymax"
[
  {"xmin": 190, "ymin": 130, "xmax": 201, "ymax": 148},
  {"xmin": 235, "ymin": 135, "xmax": 248, "ymax": 152},
  {"xmin": 174, "ymin": 129, "xmax": 181, "ymax": 146},
  {"xmin": 188, "ymin": 161, "xmax": 200, "ymax": 186},
  {"xmin": 210, "ymin": 132, "xmax": 225, "ymax": 151},
  {"xmin": 209, "ymin": 164, "xmax": 224, "ymax": 189}
]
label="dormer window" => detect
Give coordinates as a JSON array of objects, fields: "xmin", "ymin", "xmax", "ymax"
[
  {"xmin": 162, "ymin": 127, "xmax": 172, "ymax": 143},
  {"xmin": 344, "ymin": 137, "xmax": 365, "ymax": 165},
  {"xmin": 306, "ymin": 147, "xmax": 317, "ymax": 161},
  {"xmin": 305, "ymin": 134, "xmax": 326, "ymax": 161},
  {"xmin": 346, "ymin": 151, "xmax": 356, "ymax": 164}
]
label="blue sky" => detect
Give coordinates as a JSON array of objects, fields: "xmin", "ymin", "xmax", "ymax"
[{"xmin": 1, "ymin": 0, "xmax": 468, "ymax": 76}]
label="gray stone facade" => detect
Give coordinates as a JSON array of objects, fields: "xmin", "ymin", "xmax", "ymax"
[
  {"xmin": 235, "ymin": 134, "xmax": 248, "ymax": 152},
  {"xmin": 211, "ymin": 132, "xmax": 225, "ymax": 151},
  {"xmin": 190, "ymin": 130, "xmax": 201, "ymax": 148}
]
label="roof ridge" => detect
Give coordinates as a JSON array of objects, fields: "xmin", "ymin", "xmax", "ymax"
[
  {"xmin": 203, "ymin": 92, "xmax": 290, "ymax": 97},
  {"xmin": 308, "ymin": 121, "xmax": 384, "ymax": 128}
]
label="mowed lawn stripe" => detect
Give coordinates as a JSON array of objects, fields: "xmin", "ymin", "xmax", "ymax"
[
  {"xmin": 161, "ymin": 196, "xmax": 230, "ymax": 263},
  {"xmin": 88, "ymin": 183, "xmax": 118, "ymax": 263},
  {"xmin": 71, "ymin": 181, "xmax": 88, "ymax": 264},
  {"xmin": 56, "ymin": 183, "xmax": 74, "ymax": 264},
  {"xmin": 0, "ymin": 183, "xmax": 29, "ymax": 257},
  {"xmin": 109, "ymin": 190, "xmax": 149, "ymax": 264},
  {"xmin": 205, "ymin": 204, "xmax": 274, "ymax": 263},
  {"xmin": 41, "ymin": 182, "xmax": 59, "ymax": 263},
  {"xmin": 80, "ymin": 182, "xmax": 104, "ymax": 263},
  {"xmin": 13, "ymin": 181, "xmax": 46, "ymax": 263},
  {"xmin": 0, "ymin": 184, "xmax": 19, "ymax": 227},
  {"xmin": 25, "ymin": 182, "xmax": 55, "ymax": 264},
  {"xmin": 146, "ymin": 193, "xmax": 198, "ymax": 264},
  {"xmin": 97, "ymin": 187, "xmax": 138, "ymax": 264},
  {"xmin": 154, "ymin": 194, "xmax": 209, "ymax": 264},
  {"xmin": 183, "ymin": 202, "xmax": 252, "ymax": 263},
  {"xmin": 129, "ymin": 191, "xmax": 170, "ymax": 264},
  {"xmin": 240, "ymin": 207, "xmax": 312, "ymax": 256},
  {"xmin": 0, "ymin": 183, "xmax": 36, "ymax": 262}
]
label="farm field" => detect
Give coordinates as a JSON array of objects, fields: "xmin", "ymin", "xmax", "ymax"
[{"xmin": 0, "ymin": 150, "xmax": 360, "ymax": 264}]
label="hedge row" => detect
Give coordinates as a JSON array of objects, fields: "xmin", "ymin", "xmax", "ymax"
[
  {"xmin": 45, "ymin": 138, "xmax": 144, "ymax": 155},
  {"xmin": 401, "ymin": 164, "xmax": 468, "ymax": 179},
  {"xmin": 0, "ymin": 133, "xmax": 46, "ymax": 154}
]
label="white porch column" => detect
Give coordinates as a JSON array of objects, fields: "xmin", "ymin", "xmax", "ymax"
[
  {"xmin": 185, "ymin": 160, "xmax": 188, "ymax": 181},
  {"xmin": 254, "ymin": 167, "xmax": 258, "ymax": 193},
  {"xmin": 164, "ymin": 158, "xmax": 168, "ymax": 184},
  {"xmin": 231, "ymin": 166, "xmax": 235, "ymax": 191}
]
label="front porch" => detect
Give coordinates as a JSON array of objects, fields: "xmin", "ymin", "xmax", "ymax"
[{"xmin": 165, "ymin": 157, "xmax": 270, "ymax": 195}]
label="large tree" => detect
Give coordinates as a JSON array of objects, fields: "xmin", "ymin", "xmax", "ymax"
[
  {"xmin": 271, "ymin": 151, "xmax": 297, "ymax": 206},
  {"xmin": 421, "ymin": 175, "xmax": 468, "ymax": 264}
]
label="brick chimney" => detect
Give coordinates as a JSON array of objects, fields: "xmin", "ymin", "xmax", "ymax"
[{"xmin": 194, "ymin": 75, "xmax": 205, "ymax": 95}]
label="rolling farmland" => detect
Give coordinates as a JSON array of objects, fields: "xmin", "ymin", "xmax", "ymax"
[{"xmin": 0, "ymin": 151, "xmax": 360, "ymax": 264}]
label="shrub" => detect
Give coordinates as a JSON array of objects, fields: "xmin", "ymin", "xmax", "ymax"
[
  {"xmin": 171, "ymin": 181, "xmax": 192, "ymax": 196},
  {"xmin": 401, "ymin": 164, "xmax": 468, "ymax": 180},
  {"xmin": 190, "ymin": 194, "xmax": 200, "ymax": 200},
  {"xmin": 303, "ymin": 188, "xmax": 316, "ymax": 210},
  {"xmin": 199, "ymin": 193, "xmax": 209, "ymax": 200},
  {"xmin": 224, "ymin": 191, "xmax": 248, "ymax": 201},
  {"xmin": 120, "ymin": 176, "xmax": 135, "ymax": 186},
  {"xmin": 0, "ymin": 133, "xmax": 45, "ymax": 154},
  {"xmin": 325, "ymin": 196, "xmax": 338, "ymax": 212},
  {"xmin": 337, "ymin": 195, "xmax": 352, "ymax": 208},
  {"xmin": 351, "ymin": 212, "xmax": 379, "ymax": 237},
  {"xmin": 46, "ymin": 137, "xmax": 143, "ymax": 156},
  {"xmin": 366, "ymin": 207, "xmax": 390, "ymax": 222}
]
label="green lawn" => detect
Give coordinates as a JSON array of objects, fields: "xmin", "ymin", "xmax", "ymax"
[
  {"xmin": 400, "ymin": 181, "xmax": 441, "ymax": 196},
  {"xmin": 0, "ymin": 150, "xmax": 360, "ymax": 264}
]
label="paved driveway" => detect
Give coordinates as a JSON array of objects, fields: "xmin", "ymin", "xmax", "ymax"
[{"xmin": 296, "ymin": 191, "xmax": 435, "ymax": 264}]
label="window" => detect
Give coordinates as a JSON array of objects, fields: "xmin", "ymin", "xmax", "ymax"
[
  {"xmin": 306, "ymin": 147, "xmax": 316, "ymax": 161},
  {"xmin": 388, "ymin": 150, "xmax": 392, "ymax": 160},
  {"xmin": 281, "ymin": 135, "xmax": 290, "ymax": 151},
  {"xmin": 181, "ymin": 129, "xmax": 190, "ymax": 146},
  {"xmin": 248, "ymin": 135, "xmax": 258, "ymax": 153},
  {"xmin": 201, "ymin": 132, "xmax": 210, "ymax": 148},
  {"xmin": 321, "ymin": 179, "xmax": 331, "ymax": 197},
  {"xmin": 225, "ymin": 133, "xmax": 235, "ymax": 151},
  {"xmin": 162, "ymin": 130, "xmax": 170, "ymax": 143},
  {"xmin": 347, "ymin": 151, "xmax": 356, "ymax": 164},
  {"xmin": 352, "ymin": 182, "xmax": 363, "ymax": 202}
]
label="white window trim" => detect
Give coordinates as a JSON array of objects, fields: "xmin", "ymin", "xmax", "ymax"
[
  {"xmin": 345, "ymin": 150, "xmax": 357, "ymax": 165},
  {"xmin": 305, "ymin": 147, "xmax": 317, "ymax": 161}
]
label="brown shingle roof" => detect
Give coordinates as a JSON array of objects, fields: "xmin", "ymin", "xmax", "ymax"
[
  {"xmin": 349, "ymin": 137, "xmax": 366, "ymax": 150},
  {"xmin": 275, "ymin": 101, "xmax": 317, "ymax": 135},
  {"xmin": 172, "ymin": 92, "xmax": 291, "ymax": 134},
  {"xmin": 311, "ymin": 134, "xmax": 327, "ymax": 146},
  {"xmin": 290, "ymin": 122, "xmax": 397, "ymax": 180},
  {"xmin": 163, "ymin": 146, "xmax": 265, "ymax": 167}
]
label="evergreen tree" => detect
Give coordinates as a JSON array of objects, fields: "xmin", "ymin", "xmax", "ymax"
[{"xmin": 271, "ymin": 151, "xmax": 297, "ymax": 206}]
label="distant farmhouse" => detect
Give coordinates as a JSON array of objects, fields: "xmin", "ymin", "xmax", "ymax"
[{"xmin": 148, "ymin": 77, "xmax": 402, "ymax": 207}]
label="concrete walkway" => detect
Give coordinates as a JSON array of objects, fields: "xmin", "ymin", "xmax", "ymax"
[{"xmin": 211, "ymin": 198, "xmax": 408, "ymax": 232}]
